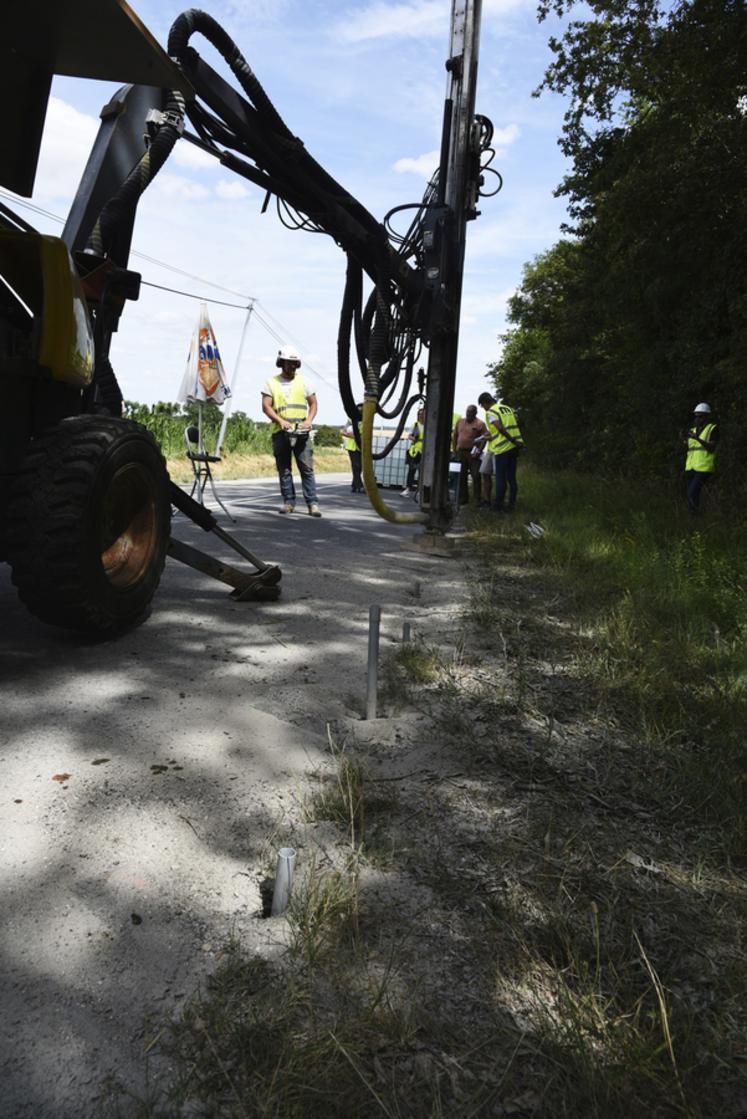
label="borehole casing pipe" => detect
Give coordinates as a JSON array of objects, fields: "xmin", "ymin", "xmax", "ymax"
[
  {"xmin": 271, "ymin": 847, "xmax": 297, "ymax": 916},
  {"xmin": 366, "ymin": 604, "xmax": 381, "ymax": 720}
]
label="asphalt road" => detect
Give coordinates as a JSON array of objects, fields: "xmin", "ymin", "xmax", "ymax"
[{"xmin": 0, "ymin": 473, "xmax": 461, "ymax": 1117}]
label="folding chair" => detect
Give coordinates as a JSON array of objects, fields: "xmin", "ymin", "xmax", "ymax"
[{"xmin": 184, "ymin": 424, "xmax": 236, "ymax": 522}]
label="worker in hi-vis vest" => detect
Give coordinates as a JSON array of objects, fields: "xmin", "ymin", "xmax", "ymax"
[
  {"xmin": 683, "ymin": 402, "xmax": 718, "ymax": 514},
  {"xmin": 477, "ymin": 391, "xmax": 524, "ymax": 513},
  {"xmin": 341, "ymin": 403, "xmax": 364, "ymax": 493},
  {"xmin": 402, "ymin": 407, "xmax": 425, "ymax": 495},
  {"xmin": 261, "ymin": 345, "xmax": 321, "ymax": 516}
]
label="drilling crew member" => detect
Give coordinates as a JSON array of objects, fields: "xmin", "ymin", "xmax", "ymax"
[
  {"xmin": 262, "ymin": 345, "xmax": 322, "ymax": 516},
  {"xmin": 341, "ymin": 403, "xmax": 364, "ymax": 493},
  {"xmin": 452, "ymin": 404, "xmax": 487, "ymax": 505},
  {"xmin": 477, "ymin": 391, "xmax": 524, "ymax": 512},
  {"xmin": 683, "ymin": 402, "xmax": 718, "ymax": 514},
  {"xmin": 402, "ymin": 407, "xmax": 425, "ymax": 495}
]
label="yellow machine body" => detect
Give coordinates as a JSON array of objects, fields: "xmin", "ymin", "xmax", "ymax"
[{"xmin": 1, "ymin": 231, "xmax": 95, "ymax": 387}]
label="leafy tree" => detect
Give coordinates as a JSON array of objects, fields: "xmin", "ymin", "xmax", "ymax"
[{"xmin": 493, "ymin": 0, "xmax": 747, "ymax": 482}]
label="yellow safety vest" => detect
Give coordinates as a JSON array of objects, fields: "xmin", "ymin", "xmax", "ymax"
[
  {"xmin": 267, "ymin": 374, "xmax": 309, "ymax": 433},
  {"xmin": 485, "ymin": 404, "xmax": 523, "ymax": 455},
  {"xmin": 686, "ymin": 423, "xmax": 716, "ymax": 472},
  {"xmin": 408, "ymin": 423, "xmax": 423, "ymax": 459},
  {"xmin": 343, "ymin": 432, "xmax": 357, "ymax": 452}
]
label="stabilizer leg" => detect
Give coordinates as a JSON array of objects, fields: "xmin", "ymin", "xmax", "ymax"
[{"xmin": 169, "ymin": 482, "xmax": 282, "ymax": 599}]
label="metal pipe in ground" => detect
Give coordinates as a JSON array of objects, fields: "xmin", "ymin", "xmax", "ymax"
[
  {"xmin": 402, "ymin": 621, "xmax": 411, "ymax": 643},
  {"xmin": 366, "ymin": 605, "xmax": 381, "ymax": 720}
]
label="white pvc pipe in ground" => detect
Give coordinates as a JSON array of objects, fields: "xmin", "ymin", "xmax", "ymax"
[{"xmin": 271, "ymin": 847, "xmax": 297, "ymax": 916}]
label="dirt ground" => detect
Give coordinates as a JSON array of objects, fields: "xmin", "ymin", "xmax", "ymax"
[
  {"xmin": 3, "ymin": 476, "xmax": 745, "ymax": 1117},
  {"xmin": 0, "ymin": 473, "xmax": 468, "ymax": 1118}
]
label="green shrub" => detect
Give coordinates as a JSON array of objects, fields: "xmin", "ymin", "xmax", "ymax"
[{"xmin": 123, "ymin": 400, "xmax": 271, "ymax": 457}]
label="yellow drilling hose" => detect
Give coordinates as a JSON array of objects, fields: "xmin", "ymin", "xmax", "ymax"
[{"xmin": 361, "ymin": 397, "xmax": 428, "ymax": 525}]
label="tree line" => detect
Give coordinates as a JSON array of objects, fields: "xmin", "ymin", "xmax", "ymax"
[{"xmin": 490, "ymin": 0, "xmax": 746, "ymax": 484}]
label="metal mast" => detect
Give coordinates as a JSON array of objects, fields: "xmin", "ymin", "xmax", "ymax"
[{"xmin": 420, "ymin": 0, "xmax": 483, "ymax": 532}]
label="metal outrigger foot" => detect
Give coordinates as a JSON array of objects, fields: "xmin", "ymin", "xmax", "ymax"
[{"xmin": 168, "ymin": 482, "xmax": 281, "ymax": 601}]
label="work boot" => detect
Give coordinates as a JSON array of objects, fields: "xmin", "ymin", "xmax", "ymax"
[
  {"xmin": 279, "ymin": 503, "xmax": 295, "ymax": 514},
  {"xmin": 308, "ymin": 503, "xmax": 322, "ymax": 517}
]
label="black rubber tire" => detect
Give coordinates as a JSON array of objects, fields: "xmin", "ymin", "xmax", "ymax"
[{"xmin": 6, "ymin": 416, "xmax": 171, "ymax": 633}]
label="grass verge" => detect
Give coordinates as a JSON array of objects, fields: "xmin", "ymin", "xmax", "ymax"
[
  {"xmin": 466, "ymin": 464, "xmax": 747, "ymax": 855},
  {"xmin": 107, "ymin": 466, "xmax": 747, "ymax": 1118}
]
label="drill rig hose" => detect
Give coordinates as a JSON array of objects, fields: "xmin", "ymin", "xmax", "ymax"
[
  {"xmin": 361, "ymin": 398, "xmax": 427, "ymax": 526},
  {"xmin": 87, "ymin": 90, "xmax": 186, "ymax": 260}
]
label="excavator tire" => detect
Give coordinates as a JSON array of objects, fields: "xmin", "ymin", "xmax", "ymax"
[{"xmin": 6, "ymin": 416, "xmax": 171, "ymax": 633}]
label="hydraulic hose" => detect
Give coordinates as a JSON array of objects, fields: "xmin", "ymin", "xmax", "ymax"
[
  {"xmin": 337, "ymin": 257, "xmax": 363, "ymax": 427},
  {"xmin": 359, "ymin": 301, "xmax": 425, "ymax": 524},
  {"xmin": 361, "ymin": 398, "xmax": 427, "ymax": 525},
  {"xmin": 87, "ymin": 90, "xmax": 185, "ymax": 260},
  {"xmin": 168, "ymin": 10, "xmax": 289, "ymax": 138}
]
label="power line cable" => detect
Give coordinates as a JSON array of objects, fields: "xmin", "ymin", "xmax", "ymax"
[
  {"xmin": 252, "ymin": 305, "xmax": 338, "ymax": 390},
  {"xmin": 140, "ymin": 279, "xmax": 251, "ymax": 310},
  {"xmin": 137, "ymin": 279, "xmax": 339, "ymax": 393},
  {"xmin": 0, "ymin": 191, "xmax": 63, "ymax": 226},
  {"xmin": 0, "ymin": 189, "xmax": 255, "ymax": 302},
  {"xmin": 251, "ymin": 308, "xmax": 283, "ymax": 343},
  {"xmin": 0, "ymin": 189, "xmax": 338, "ymax": 389},
  {"xmin": 129, "ymin": 249, "xmax": 254, "ymax": 301}
]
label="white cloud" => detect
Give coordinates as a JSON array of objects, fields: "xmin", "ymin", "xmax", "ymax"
[
  {"xmin": 493, "ymin": 123, "xmax": 520, "ymax": 146},
  {"xmin": 172, "ymin": 140, "xmax": 217, "ymax": 171},
  {"xmin": 151, "ymin": 310, "xmax": 184, "ymax": 325},
  {"xmin": 216, "ymin": 179, "xmax": 251, "ymax": 200},
  {"xmin": 33, "ymin": 97, "xmax": 99, "ymax": 201},
  {"xmin": 224, "ymin": 0, "xmax": 292, "ymax": 23},
  {"xmin": 335, "ymin": 1, "xmax": 444, "ymax": 43},
  {"xmin": 392, "ymin": 125, "xmax": 518, "ymax": 181},
  {"xmin": 152, "ymin": 174, "xmax": 211, "ymax": 201},
  {"xmin": 334, "ymin": 0, "xmax": 529, "ymax": 43},
  {"xmin": 392, "ymin": 149, "xmax": 439, "ymax": 177},
  {"xmin": 461, "ymin": 288, "xmax": 515, "ymax": 319},
  {"xmin": 466, "ymin": 211, "xmax": 560, "ymax": 259},
  {"xmin": 484, "ymin": 0, "xmax": 532, "ymax": 12}
]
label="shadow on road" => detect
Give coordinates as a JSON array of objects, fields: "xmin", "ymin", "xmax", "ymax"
[{"xmin": 0, "ymin": 475, "xmax": 463, "ymax": 1117}]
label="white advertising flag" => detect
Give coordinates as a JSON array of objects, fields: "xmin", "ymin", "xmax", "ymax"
[{"xmin": 177, "ymin": 302, "xmax": 231, "ymax": 406}]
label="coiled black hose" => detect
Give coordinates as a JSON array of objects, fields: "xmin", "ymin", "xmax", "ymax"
[{"xmin": 87, "ymin": 91, "xmax": 186, "ymax": 261}]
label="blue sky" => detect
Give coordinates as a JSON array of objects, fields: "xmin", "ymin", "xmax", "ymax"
[{"xmin": 10, "ymin": 0, "xmax": 573, "ymax": 423}]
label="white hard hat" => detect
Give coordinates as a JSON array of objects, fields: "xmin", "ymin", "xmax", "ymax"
[
  {"xmin": 693, "ymin": 402, "xmax": 712, "ymax": 413},
  {"xmin": 276, "ymin": 344, "xmax": 301, "ymax": 367}
]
